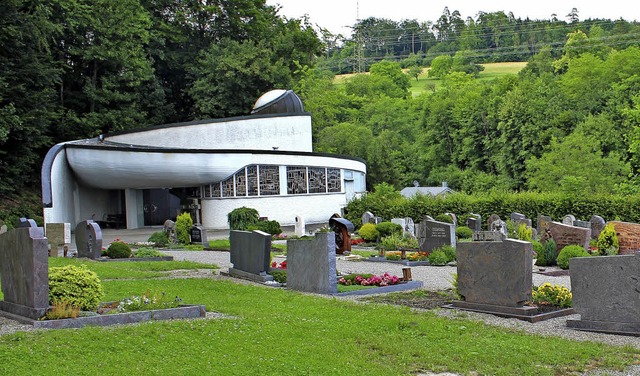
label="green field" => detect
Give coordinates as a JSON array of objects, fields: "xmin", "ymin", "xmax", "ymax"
[{"xmin": 335, "ymin": 61, "xmax": 528, "ymax": 97}]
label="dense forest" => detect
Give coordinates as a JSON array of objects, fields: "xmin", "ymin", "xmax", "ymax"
[{"xmin": 2, "ymin": 0, "xmax": 640, "ymax": 210}]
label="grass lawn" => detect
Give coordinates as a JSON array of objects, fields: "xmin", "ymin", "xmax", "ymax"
[{"xmin": 0, "ymin": 259, "xmax": 638, "ymax": 375}]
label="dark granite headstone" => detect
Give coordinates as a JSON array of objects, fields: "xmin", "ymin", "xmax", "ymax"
[
  {"xmin": 510, "ymin": 212, "xmax": 526, "ymax": 222},
  {"xmin": 590, "ymin": 215, "xmax": 605, "ymax": 239},
  {"xmin": 567, "ymin": 255, "xmax": 640, "ymax": 335},
  {"xmin": 75, "ymin": 220, "xmax": 103, "ymax": 259},
  {"xmin": 190, "ymin": 226, "xmax": 208, "ymax": 246},
  {"xmin": 456, "ymin": 239, "xmax": 533, "ymax": 307},
  {"xmin": 287, "ymin": 232, "xmax": 337, "ymax": 294},
  {"xmin": 416, "ymin": 219, "xmax": 456, "ymax": 252},
  {"xmin": 0, "ymin": 227, "xmax": 49, "ymax": 319},
  {"xmin": 229, "ymin": 230, "xmax": 272, "ymax": 280},
  {"xmin": 466, "ymin": 213, "xmax": 482, "ymax": 232}
]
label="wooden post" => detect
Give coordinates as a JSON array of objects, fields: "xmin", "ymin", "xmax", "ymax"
[{"xmin": 402, "ymin": 267, "xmax": 412, "ymax": 281}]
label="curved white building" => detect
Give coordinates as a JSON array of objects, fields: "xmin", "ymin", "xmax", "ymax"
[{"xmin": 42, "ymin": 90, "xmax": 367, "ymax": 229}]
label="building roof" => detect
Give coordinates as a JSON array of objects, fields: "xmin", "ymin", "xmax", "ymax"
[{"xmin": 400, "ymin": 186, "xmax": 454, "ymax": 198}]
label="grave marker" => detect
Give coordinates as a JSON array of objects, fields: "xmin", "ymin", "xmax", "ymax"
[
  {"xmin": 228, "ymin": 230, "xmax": 272, "ymax": 282},
  {"xmin": 287, "ymin": 232, "xmax": 337, "ymax": 294},
  {"xmin": 537, "ymin": 215, "xmax": 552, "ymax": 234},
  {"xmin": 590, "ymin": 215, "xmax": 605, "ymax": 240},
  {"xmin": 361, "ymin": 212, "xmax": 375, "ymax": 226},
  {"xmin": 466, "ymin": 213, "xmax": 482, "ymax": 232},
  {"xmin": 45, "ymin": 223, "xmax": 71, "ymax": 257},
  {"xmin": 75, "ymin": 220, "xmax": 103, "ymax": 259},
  {"xmin": 294, "ymin": 215, "xmax": 306, "ymax": 237},
  {"xmin": 416, "ymin": 219, "xmax": 456, "ymax": 253},
  {"xmin": 606, "ymin": 221, "xmax": 640, "ymax": 255},
  {"xmin": 0, "ymin": 226, "xmax": 49, "ymax": 319},
  {"xmin": 562, "ymin": 214, "xmax": 576, "ymax": 226},
  {"xmin": 487, "ymin": 214, "xmax": 501, "ymax": 231},
  {"xmin": 190, "ymin": 225, "xmax": 208, "ymax": 246},
  {"xmin": 547, "ymin": 221, "xmax": 590, "ymax": 253}
]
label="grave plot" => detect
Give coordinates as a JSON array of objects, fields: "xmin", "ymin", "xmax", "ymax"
[{"xmin": 446, "ymin": 238, "xmax": 574, "ymax": 322}]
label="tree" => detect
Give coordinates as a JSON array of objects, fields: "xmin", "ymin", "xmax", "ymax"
[
  {"xmin": 428, "ymin": 55, "xmax": 452, "ymax": 78},
  {"xmin": 408, "ymin": 65, "xmax": 423, "ymax": 81}
]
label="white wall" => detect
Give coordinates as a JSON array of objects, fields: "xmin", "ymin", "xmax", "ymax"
[
  {"xmin": 201, "ymin": 193, "xmax": 348, "ymax": 229},
  {"xmin": 105, "ymin": 115, "xmax": 313, "ymax": 152},
  {"xmin": 43, "ymin": 149, "xmax": 77, "ymax": 226}
]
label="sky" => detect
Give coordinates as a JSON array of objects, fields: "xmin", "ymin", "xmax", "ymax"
[{"xmin": 265, "ymin": 0, "xmax": 640, "ymax": 36}]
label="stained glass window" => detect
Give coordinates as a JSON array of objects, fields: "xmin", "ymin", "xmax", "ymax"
[
  {"xmin": 222, "ymin": 177, "xmax": 234, "ymax": 197},
  {"xmin": 247, "ymin": 165, "xmax": 258, "ymax": 196},
  {"xmin": 212, "ymin": 182, "xmax": 221, "ymax": 198},
  {"xmin": 308, "ymin": 167, "xmax": 326, "ymax": 193},
  {"xmin": 287, "ymin": 166, "xmax": 307, "ymax": 194},
  {"xmin": 260, "ymin": 165, "xmax": 280, "ymax": 195},
  {"xmin": 327, "ymin": 168, "xmax": 341, "ymax": 192},
  {"xmin": 235, "ymin": 168, "xmax": 247, "ymax": 196}
]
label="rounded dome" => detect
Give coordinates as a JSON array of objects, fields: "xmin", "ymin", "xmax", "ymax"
[{"xmin": 251, "ymin": 89, "xmax": 305, "ymax": 115}]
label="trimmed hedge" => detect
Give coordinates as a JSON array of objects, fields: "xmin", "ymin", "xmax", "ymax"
[{"xmin": 344, "ymin": 190, "xmax": 638, "ymax": 227}]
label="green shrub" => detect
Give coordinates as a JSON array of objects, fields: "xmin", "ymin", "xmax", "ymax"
[
  {"xmin": 532, "ymin": 283, "xmax": 572, "ymax": 308},
  {"xmin": 228, "ymin": 207, "xmax": 259, "ymax": 230},
  {"xmin": 438, "ymin": 245, "xmax": 456, "ymax": 262},
  {"xmin": 455, "ymin": 226, "xmax": 473, "ymax": 239},
  {"xmin": 428, "ymin": 250, "xmax": 449, "ymax": 266},
  {"xmin": 556, "ymin": 245, "xmax": 590, "ymax": 269},
  {"xmin": 175, "ymin": 212, "xmax": 193, "ymax": 245},
  {"xmin": 375, "ymin": 222, "xmax": 402, "ymax": 237},
  {"xmin": 517, "ymin": 223, "xmax": 533, "ymax": 241},
  {"xmin": 435, "ymin": 214, "xmax": 454, "ymax": 224},
  {"xmin": 532, "ymin": 241, "xmax": 543, "ymax": 259},
  {"xmin": 269, "ymin": 269, "xmax": 287, "ymax": 283},
  {"xmin": 148, "ymin": 231, "xmax": 169, "ymax": 247},
  {"xmin": 247, "ymin": 220, "xmax": 282, "ymax": 236},
  {"xmin": 358, "ymin": 223, "xmax": 379, "ymax": 242},
  {"xmin": 49, "ymin": 265, "xmax": 104, "ymax": 311},
  {"xmin": 380, "ymin": 233, "xmax": 418, "ymax": 251},
  {"xmin": 134, "ymin": 247, "xmax": 165, "ymax": 258},
  {"xmin": 596, "ymin": 223, "xmax": 619, "ymax": 255},
  {"xmin": 106, "ymin": 241, "xmax": 132, "ymax": 259},
  {"xmin": 535, "ymin": 239, "xmax": 557, "ymax": 266}
]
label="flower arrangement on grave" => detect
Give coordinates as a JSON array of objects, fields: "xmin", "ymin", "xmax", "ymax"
[
  {"xmin": 406, "ymin": 251, "xmax": 429, "ymax": 261},
  {"xmin": 385, "ymin": 251, "xmax": 402, "ymax": 261},
  {"xmin": 115, "ymin": 290, "xmax": 182, "ymax": 313},
  {"xmin": 531, "ymin": 283, "xmax": 572, "ymax": 308},
  {"xmin": 271, "ymin": 260, "xmax": 287, "ymax": 269},
  {"xmin": 350, "ymin": 237, "xmax": 366, "ymax": 246},
  {"xmin": 338, "ymin": 272, "xmax": 400, "ymax": 287}
]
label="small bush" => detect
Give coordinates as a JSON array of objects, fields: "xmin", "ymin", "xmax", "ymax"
[
  {"xmin": 435, "ymin": 214, "xmax": 454, "ymax": 224},
  {"xmin": 532, "ymin": 283, "xmax": 572, "ymax": 308},
  {"xmin": 438, "ymin": 245, "xmax": 456, "ymax": 262},
  {"xmin": 228, "ymin": 207, "xmax": 259, "ymax": 230},
  {"xmin": 556, "ymin": 245, "xmax": 590, "ymax": 269},
  {"xmin": 428, "ymin": 250, "xmax": 449, "ymax": 266},
  {"xmin": 106, "ymin": 241, "xmax": 132, "ymax": 259},
  {"xmin": 49, "ymin": 265, "xmax": 104, "ymax": 311},
  {"xmin": 358, "ymin": 223, "xmax": 379, "ymax": 242},
  {"xmin": 148, "ymin": 231, "xmax": 169, "ymax": 247},
  {"xmin": 45, "ymin": 302, "xmax": 80, "ymax": 320},
  {"xmin": 532, "ymin": 241, "xmax": 543, "ymax": 259},
  {"xmin": 135, "ymin": 247, "xmax": 165, "ymax": 258},
  {"xmin": 381, "ymin": 233, "xmax": 418, "ymax": 251},
  {"xmin": 517, "ymin": 223, "xmax": 533, "ymax": 241},
  {"xmin": 247, "ymin": 220, "xmax": 282, "ymax": 236},
  {"xmin": 175, "ymin": 212, "xmax": 193, "ymax": 245},
  {"xmin": 375, "ymin": 222, "xmax": 402, "ymax": 237},
  {"xmin": 596, "ymin": 223, "xmax": 619, "ymax": 255},
  {"xmin": 455, "ymin": 226, "xmax": 473, "ymax": 239},
  {"xmin": 535, "ymin": 239, "xmax": 557, "ymax": 266},
  {"xmin": 269, "ymin": 269, "xmax": 287, "ymax": 283}
]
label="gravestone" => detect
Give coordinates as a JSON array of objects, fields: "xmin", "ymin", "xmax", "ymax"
[
  {"xmin": 287, "ymin": 232, "xmax": 337, "ymax": 294},
  {"xmin": 17, "ymin": 218, "xmax": 37, "ymax": 228},
  {"xmin": 45, "ymin": 223, "xmax": 71, "ymax": 257},
  {"xmin": 486, "ymin": 214, "xmax": 501, "ymax": 231},
  {"xmin": 294, "ymin": 215, "xmax": 306, "ymax": 237},
  {"xmin": 404, "ymin": 217, "xmax": 415, "ymax": 237},
  {"xmin": 190, "ymin": 225, "xmax": 208, "ymax": 246},
  {"xmin": 75, "ymin": 220, "xmax": 103, "ymax": 259},
  {"xmin": 361, "ymin": 212, "xmax": 375, "ymax": 226},
  {"xmin": 573, "ymin": 220, "xmax": 590, "ymax": 229},
  {"xmin": 567, "ymin": 255, "xmax": 640, "ymax": 335},
  {"xmin": 391, "ymin": 218, "xmax": 406, "ymax": 234},
  {"xmin": 453, "ymin": 238, "xmax": 535, "ymax": 315},
  {"xmin": 228, "ymin": 230, "xmax": 273, "ymax": 282},
  {"xmin": 329, "ymin": 217, "xmax": 354, "ymax": 254},
  {"xmin": 0, "ymin": 219, "xmax": 6, "ymax": 235},
  {"xmin": 537, "ymin": 215, "xmax": 552, "ymax": 234},
  {"xmin": 0, "ymin": 227, "xmax": 49, "ymax": 319},
  {"xmin": 511, "ymin": 212, "xmax": 532, "ymax": 229},
  {"xmin": 590, "ymin": 215, "xmax": 605, "ymax": 240},
  {"xmin": 562, "ymin": 214, "xmax": 576, "ymax": 226},
  {"xmin": 416, "ymin": 219, "xmax": 456, "ymax": 253},
  {"xmin": 444, "ymin": 213, "xmax": 457, "ymax": 226},
  {"xmin": 370, "ymin": 216, "xmax": 383, "ymax": 225},
  {"xmin": 490, "ymin": 219, "xmax": 508, "ymax": 238},
  {"xmin": 163, "ymin": 219, "xmax": 177, "ymax": 243},
  {"xmin": 547, "ymin": 221, "xmax": 590, "ymax": 253},
  {"xmin": 472, "ymin": 231, "xmax": 504, "ymax": 242},
  {"xmin": 510, "ymin": 212, "xmax": 526, "ymax": 222},
  {"xmin": 607, "ymin": 221, "xmax": 640, "ymax": 255},
  {"xmin": 466, "ymin": 213, "xmax": 482, "ymax": 232}
]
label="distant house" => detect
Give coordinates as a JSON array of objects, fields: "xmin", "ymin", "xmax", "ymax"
[{"xmin": 400, "ymin": 182, "xmax": 454, "ymax": 198}]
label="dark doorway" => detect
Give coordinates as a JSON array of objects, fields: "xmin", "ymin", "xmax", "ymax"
[{"xmin": 142, "ymin": 189, "xmax": 181, "ymax": 226}]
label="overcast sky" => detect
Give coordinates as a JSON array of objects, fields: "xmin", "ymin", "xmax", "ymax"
[{"xmin": 265, "ymin": 1, "xmax": 640, "ymax": 36}]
